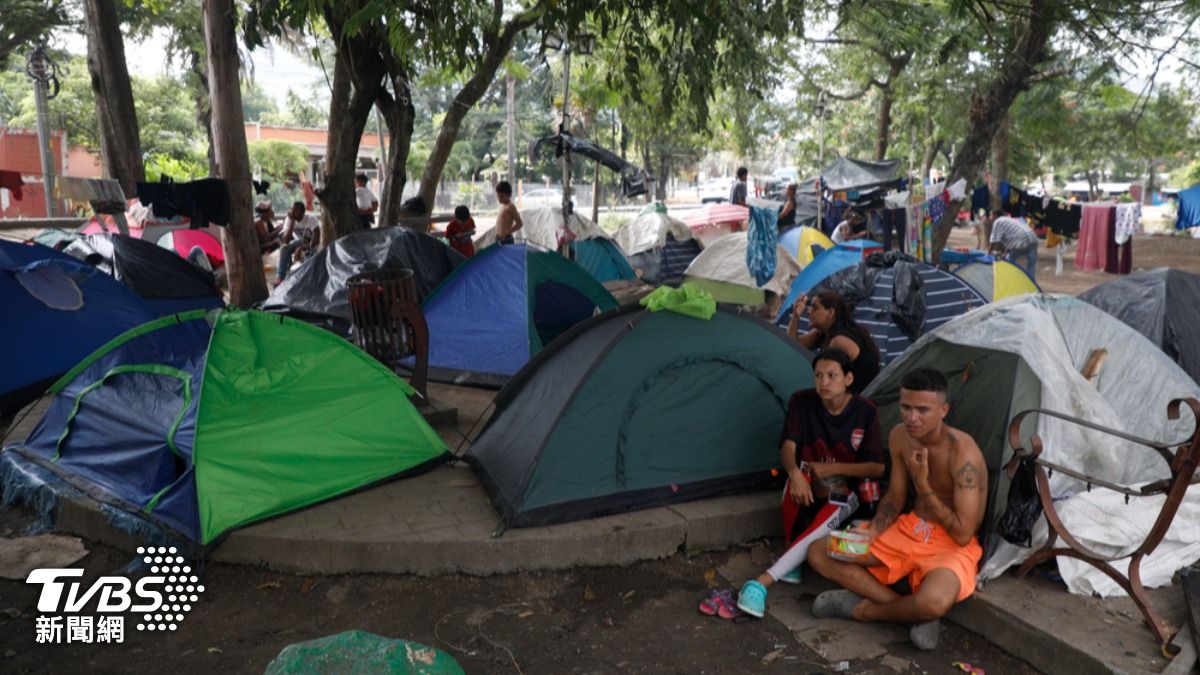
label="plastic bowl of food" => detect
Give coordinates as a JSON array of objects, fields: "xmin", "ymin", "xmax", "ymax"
[{"xmin": 827, "ymin": 529, "xmax": 872, "ymax": 563}]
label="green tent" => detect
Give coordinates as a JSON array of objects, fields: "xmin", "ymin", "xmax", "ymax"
[
  {"xmin": 465, "ymin": 304, "xmax": 814, "ymax": 527},
  {"xmin": 12, "ymin": 308, "xmax": 448, "ymax": 545}
]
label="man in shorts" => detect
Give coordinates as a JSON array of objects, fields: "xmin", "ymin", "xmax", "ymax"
[{"xmin": 806, "ymin": 367, "xmax": 987, "ymax": 650}]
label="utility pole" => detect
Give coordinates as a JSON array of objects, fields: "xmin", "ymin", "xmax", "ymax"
[
  {"xmin": 26, "ymin": 47, "xmax": 57, "ymax": 217},
  {"xmin": 815, "ymin": 91, "xmax": 827, "ymax": 236},
  {"xmin": 374, "ymin": 104, "xmax": 388, "ymax": 214},
  {"xmin": 506, "ymin": 73, "xmax": 516, "ymax": 187}
]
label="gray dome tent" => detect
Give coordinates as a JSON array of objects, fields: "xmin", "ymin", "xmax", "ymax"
[
  {"xmin": 465, "ymin": 304, "xmax": 813, "ymax": 528},
  {"xmin": 1078, "ymin": 268, "xmax": 1200, "ymax": 385},
  {"xmin": 262, "ymin": 227, "xmax": 464, "ymax": 328}
]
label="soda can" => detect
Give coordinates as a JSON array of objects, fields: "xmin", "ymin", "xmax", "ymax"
[{"xmin": 857, "ymin": 479, "xmax": 881, "ymax": 503}]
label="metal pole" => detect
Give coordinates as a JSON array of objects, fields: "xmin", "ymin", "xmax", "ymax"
[
  {"xmin": 506, "ymin": 73, "xmax": 516, "ymax": 187},
  {"xmin": 31, "ymin": 61, "xmax": 55, "ymax": 217},
  {"xmin": 560, "ymin": 42, "xmax": 572, "ymax": 257},
  {"xmin": 816, "ymin": 95, "xmax": 825, "ymax": 236},
  {"xmin": 374, "ymin": 104, "xmax": 388, "ymax": 214}
]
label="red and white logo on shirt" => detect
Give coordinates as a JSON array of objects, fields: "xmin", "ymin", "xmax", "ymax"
[{"xmin": 851, "ymin": 429, "xmax": 864, "ymax": 450}]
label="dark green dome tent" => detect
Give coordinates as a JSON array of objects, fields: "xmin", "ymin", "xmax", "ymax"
[{"xmin": 465, "ymin": 304, "xmax": 814, "ymax": 527}]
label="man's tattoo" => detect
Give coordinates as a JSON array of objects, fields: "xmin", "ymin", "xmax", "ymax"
[
  {"xmin": 956, "ymin": 462, "xmax": 982, "ymax": 490},
  {"xmin": 871, "ymin": 501, "xmax": 899, "ymax": 532}
]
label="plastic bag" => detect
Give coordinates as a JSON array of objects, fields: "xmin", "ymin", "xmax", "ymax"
[
  {"xmin": 997, "ymin": 456, "xmax": 1043, "ymax": 547},
  {"xmin": 263, "ymin": 631, "xmax": 464, "ymax": 675},
  {"xmin": 890, "ymin": 261, "xmax": 926, "ymax": 340},
  {"xmin": 639, "ymin": 283, "xmax": 717, "ymax": 320}
]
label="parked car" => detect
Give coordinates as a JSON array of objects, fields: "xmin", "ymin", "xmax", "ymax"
[
  {"xmin": 696, "ymin": 178, "xmax": 734, "ymax": 204},
  {"xmin": 520, "ymin": 188, "xmax": 564, "ymax": 208}
]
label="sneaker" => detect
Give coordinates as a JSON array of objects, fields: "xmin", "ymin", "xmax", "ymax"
[
  {"xmin": 736, "ymin": 580, "xmax": 767, "ymax": 618},
  {"xmin": 778, "ymin": 567, "xmax": 802, "ymax": 585}
]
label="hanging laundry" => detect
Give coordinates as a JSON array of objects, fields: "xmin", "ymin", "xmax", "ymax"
[
  {"xmin": 0, "ymin": 170, "xmax": 24, "ymax": 201},
  {"xmin": 1076, "ymin": 203, "xmax": 1115, "ymax": 272},
  {"xmin": 1103, "ymin": 206, "xmax": 1133, "ymax": 275},
  {"xmin": 56, "ymin": 177, "xmax": 127, "ymax": 214},
  {"xmin": 1046, "ymin": 200, "xmax": 1082, "ymax": 237},
  {"xmin": 1045, "ymin": 229, "xmax": 1064, "ymax": 249},
  {"xmin": 745, "ymin": 206, "xmax": 779, "ymax": 287},
  {"xmin": 252, "ymin": 179, "xmax": 271, "ymax": 195},
  {"xmin": 137, "ymin": 178, "xmax": 231, "ymax": 228},
  {"xmin": 1114, "ymin": 202, "xmax": 1140, "ymax": 245},
  {"xmin": 971, "ymin": 185, "xmax": 989, "ymax": 216}
]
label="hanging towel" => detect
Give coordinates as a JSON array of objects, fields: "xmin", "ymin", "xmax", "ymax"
[
  {"xmin": 745, "ymin": 206, "xmax": 778, "ymax": 287},
  {"xmin": 137, "ymin": 178, "xmax": 231, "ymax": 228},
  {"xmin": 1114, "ymin": 202, "xmax": 1140, "ymax": 245},
  {"xmin": 1076, "ymin": 204, "xmax": 1114, "ymax": 272},
  {"xmin": 0, "ymin": 170, "xmax": 24, "ymax": 201}
]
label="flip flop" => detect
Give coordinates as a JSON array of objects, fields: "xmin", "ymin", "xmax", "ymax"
[{"xmin": 698, "ymin": 588, "xmax": 727, "ymax": 616}]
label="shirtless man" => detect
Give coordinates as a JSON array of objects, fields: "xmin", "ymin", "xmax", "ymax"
[
  {"xmin": 494, "ymin": 180, "xmax": 523, "ymax": 245},
  {"xmin": 806, "ymin": 367, "xmax": 987, "ymax": 650}
]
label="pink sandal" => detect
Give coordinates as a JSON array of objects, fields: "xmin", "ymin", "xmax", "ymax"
[{"xmin": 698, "ymin": 589, "xmax": 744, "ymax": 619}]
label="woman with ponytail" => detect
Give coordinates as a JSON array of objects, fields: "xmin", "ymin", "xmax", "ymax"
[{"xmin": 787, "ymin": 290, "xmax": 881, "ymax": 395}]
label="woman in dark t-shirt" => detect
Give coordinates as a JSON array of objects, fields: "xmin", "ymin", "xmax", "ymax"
[
  {"xmin": 786, "ymin": 290, "xmax": 881, "ymax": 394},
  {"xmin": 734, "ymin": 349, "xmax": 885, "ymax": 619}
]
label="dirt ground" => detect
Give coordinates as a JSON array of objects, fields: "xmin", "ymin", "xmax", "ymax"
[{"xmin": 0, "ymin": 507, "xmax": 1039, "ymax": 675}]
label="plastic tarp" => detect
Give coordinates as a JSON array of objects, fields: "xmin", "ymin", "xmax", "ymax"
[
  {"xmin": 867, "ymin": 295, "xmax": 1200, "ymax": 595},
  {"xmin": 639, "ymin": 283, "xmax": 717, "ymax": 320},
  {"xmin": 475, "ymin": 206, "xmax": 610, "ymax": 251},
  {"xmin": 614, "ymin": 209, "xmax": 694, "ymax": 256},
  {"xmin": 529, "ymin": 132, "xmax": 652, "ymax": 197},
  {"xmin": 264, "ymin": 632, "xmax": 464, "ymax": 675},
  {"xmin": 262, "ymin": 227, "xmax": 464, "ymax": 322},
  {"xmin": 158, "ymin": 229, "xmax": 224, "ymax": 269},
  {"xmin": 13, "ymin": 309, "xmax": 448, "ymax": 545},
  {"xmin": 1, "ymin": 240, "xmax": 157, "ymax": 415},
  {"xmin": 1078, "ymin": 268, "xmax": 1200, "ymax": 385},
  {"xmin": 1175, "ymin": 184, "xmax": 1200, "ymax": 230},
  {"xmin": 821, "ymin": 157, "xmax": 902, "ymax": 192},
  {"xmin": 776, "ymin": 241, "xmax": 884, "ymax": 323},
  {"xmin": 63, "ymin": 234, "xmax": 222, "ymax": 315},
  {"xmin": 465, "ymin": 305, "xmax": 813, "ymax": 527},
  {"xmin": 683, "ymin": 232, "xmax": 799, "ymax": 298}
]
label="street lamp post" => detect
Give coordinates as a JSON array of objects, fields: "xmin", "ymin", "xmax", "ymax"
[
  {"xmin": 25, "ymin": 46, "xmax": 58, "ymax": 218},
  {"xmin": 544, "ymin": 28, "xmax": 594, "ymax": 256},
  {"xmin": 815, "ymin": 91, "xmax": 827, "ymax": 235}
]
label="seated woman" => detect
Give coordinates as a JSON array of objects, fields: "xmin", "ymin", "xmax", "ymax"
[
  {"xmin": 736, "ymin": 348, "xmax": 886, "ymax": 618},
  {"xmin": 787, "ymin": 290, "xmax": 881, "ymax": 395},
  {"xmin": 254, "ymin": 201, "xmax": 281, "ymax": 254}
]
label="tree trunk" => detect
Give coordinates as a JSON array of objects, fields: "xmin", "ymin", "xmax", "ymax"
[
  {"xmin": 415, "ymin": 22, "xmax": 530, "ymax": 213},
  {"xmin": 983, "ymin": 112, "xmax": 1010, "ymax": 243},
  {"xmin": 83, "ymin": 0, "xmax": 144, "ymax": 196},
  {"xmin": 657, "ymin": 149, "xmax": 669, "ymax": 202},
  {"xmin": 319, "ymin": 13, "xmax": 386, "ymax": 244},
  {"xmin": 930, "ymin": 0, "xmax": 1055, "ymax": 263},
  {"xmin": 1145, "ymin": 159, "xmax": 1156, "ymax": 206},
  {"xmin": 642, "ymin": 143, "xmax": 654, "ymax": 203},
  {"xmin": 921, "ymin": 117, "xmax": 942, "ymax": 182},
  {"xmin": 875, "ymin": 88, "xmax": 894, "ymax": 161},
  {"xmin": 591, "ymin": 160, "xmax": 601, "ymax": 224},
  {"xmin": 376, "ymin": 67, "xmax": 415, "ymax": 228},
  {"xmin": 203, "ymin": 0, "xmax": 266, "ymax": 306}
]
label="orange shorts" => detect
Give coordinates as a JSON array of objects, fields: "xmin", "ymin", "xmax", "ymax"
[{"xmin": 867, "ymin": 512, "xmax": 982, "ymax": 602}]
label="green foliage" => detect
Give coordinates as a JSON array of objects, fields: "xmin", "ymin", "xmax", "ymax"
[
  {"xmin": 242, "ymin": 80, "xmax": 279, "ymax": 122},
  {"xmin": 248, "ymin": 139, "xmax": 309, "ymax": 178},
  {"xmin": 145, "ymin": 152, "xmax": 208, "ymax": 181},
  {"xmin": 0, "ymin": 1, "xmax": 68, "ymax": 69},
  {"xmin": 1179, "ymin": 159, "xmax": 1200, "ymax": 188}
]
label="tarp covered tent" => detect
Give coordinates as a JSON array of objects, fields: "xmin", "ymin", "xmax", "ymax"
[
  {"xmin": 63, "ymin": 234, "xmax": 223, "ymax": 316},
  {"xmin": 1174, "ymin": 184, "xmax": 1200, "ymax": 230},
  {"xmin": 418, "ymin": 243, "xmax": 618, "ymax": 387},
  {"xmin": 529, "ymin": 132, "xmax": 652, "ymax": 198},
  {"xmin": 952, "ymin": 258, "xmax": 1040, "ymax": 302},
  {"xmin": 1079, "ymin": 268, "xmax": 1200, "ymax": 385},
  {"xmin": 864, "ymin": 295, "xmax": 1200, "ymax": 596},
  {"xmin": 1, "ymin": 240, "xmax": 157, "ymax": 416},
  {"xmin": 465, "ymin": 304, "xmax": 814, "ymax": 527},
  {"xmin": 614, "ymin": 205, "xmax": 703, "ymax": 285},
  {"xmin": 262, "ymin": 227, "xmax": 464, "ymax": 325},
  {"xmin": 821, "ymin": 157, "xmax": 903, "ymax": 192},
  {"xmin": 779, "ymin": 226, "xmax": 834, "ymax": 267},
  {"xmin": 158, "ymin": 229, "xmax": 225, "ymax": 269},
  {"xmin": 681, "ymin": 203, "xmax": 750, "ymax": 247},
  {"xmin": 779, "ymin": 255, "xmax": 986, "ymax": 366},
  {"xmin": 682, "ymin": 232, "xmax": 800, "ymax": 306},
  {"xmin": 7, "ymin": 308, "xmax": 448, "ymax": 546},
  {"xmin": 474, "ymin": 206, "xmax": 635, "ymax": 283},
  {"xmin": 776, "ymin": 240, "xmax": 885, "ymax": 319}
]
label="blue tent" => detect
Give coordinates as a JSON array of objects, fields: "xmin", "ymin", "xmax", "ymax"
[
  {"xmin": 776, "ymin": 241, "xmax": 880, "ymax": 323},
  {"xmin": 1, "ymin": 240, "xmax": 157, "ymax": 415},
  {"xmin": 783, "ymin": 261, "xmax": 986, "ymax": 365},
  {"xmin": 418, "ymin": 244, "xmax": 619, "ymax": 387},
  {"xmin": 571, "ymin": 238, "xmax": 637, "ymax": 283},
  {"xmin": 1176, "ymin": 184, "xmax": 1200, "ymax": 230}
]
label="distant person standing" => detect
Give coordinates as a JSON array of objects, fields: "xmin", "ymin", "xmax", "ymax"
[
  {"xmin": 494, "ymin": 181, "xmax": 523, "ymax": 245},
  {"xmin": 987, "ymin": 209, "xmax": 1039, "ymax": 280},
  {"xmin": 730, "ymin": 167, "xmax": 749, "ymax": 206},
  {"xmin": 446, "ymin": 205, "xmax": 476, "ymax": 257},
  {"xmin": 355, "ymin": 173, "xmax": 378, "ymax": 229},
  {"xmin": 777, "ymin": 183, "xmax": 799, "ymax": 232}
]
